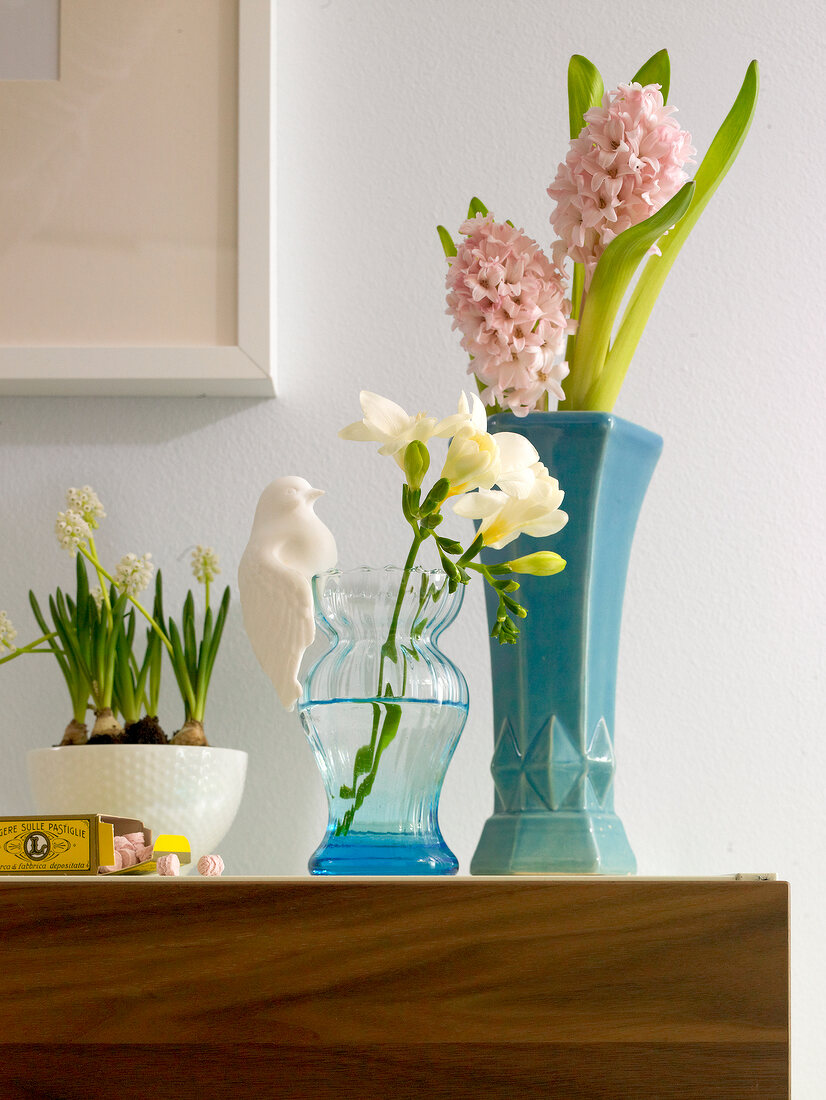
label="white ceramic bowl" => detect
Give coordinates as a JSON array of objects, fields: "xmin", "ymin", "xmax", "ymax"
[{"xmin": 27, "ymin": 745, "xmax": 248, "ymax": 873}]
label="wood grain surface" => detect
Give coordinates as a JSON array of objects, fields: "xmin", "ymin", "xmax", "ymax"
[{"xmin": 0, "ymin": 878, "xmax": 789, "ymax": 1098}]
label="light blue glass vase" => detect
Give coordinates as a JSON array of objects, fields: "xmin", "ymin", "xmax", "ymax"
[
  {"xmin": 471, "ymin": 412, "xmax": 662, "ymax": 875},
  {"xmin": 299, "ymin": 566, "xmax": 468, "ymax": 875}
]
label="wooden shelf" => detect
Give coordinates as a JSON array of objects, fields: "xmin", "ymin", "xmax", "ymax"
[{"xmin": 0, "ymin": 877, "xmax": 789, "ymax": 1098}]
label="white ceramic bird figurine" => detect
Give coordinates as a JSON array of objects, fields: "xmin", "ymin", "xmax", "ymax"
[{"xmin": 238, "ymin": 477, "xmax": 338, "ymax": 710}]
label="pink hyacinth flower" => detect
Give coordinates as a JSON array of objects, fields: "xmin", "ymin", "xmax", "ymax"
[
  {"xmin": 446, "ymin": 214, "xmax": 572, "ymax": 417},
  {"xmin": 548, "ymin": 82, "xmax": 695, "ymax": 284}
]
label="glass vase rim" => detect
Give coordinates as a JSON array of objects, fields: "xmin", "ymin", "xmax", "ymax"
[{"xmin": 312, "ymin": 564, "xmax": 451, "ymax": 583}]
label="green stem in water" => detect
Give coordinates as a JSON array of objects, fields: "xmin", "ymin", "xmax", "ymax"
[{"xmin": 336, "ymin": 528, "xmax": 424, "ymax": 837}]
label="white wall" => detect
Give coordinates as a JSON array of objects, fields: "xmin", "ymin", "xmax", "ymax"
[{"xmin": 1, "ymin": 0, "xmax": 822, "ymax": 1090}]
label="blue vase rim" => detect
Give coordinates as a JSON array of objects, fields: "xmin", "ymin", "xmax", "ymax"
[{"xmin": 486, "ymin": 409, "xmax": 663, "ymax": 448}]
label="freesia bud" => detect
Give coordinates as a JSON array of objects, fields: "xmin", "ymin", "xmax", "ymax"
[
  {"xmin": 505, "ymin": 552, "xmax": 566, "ymax": 577},
  {"xmin": 403, "ymin": 440, "xmax": 430, "ymax": 490},
  {"xmin": 420, "ymin": 478, "xmax": 450, "ymax": 515}
]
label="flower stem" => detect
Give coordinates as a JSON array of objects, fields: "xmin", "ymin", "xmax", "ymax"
[
  {"xmin": 336, "ymin": 527, "xmax": 424, "ymax": 837},
  {"xmin": 0, "ymin": 633, "xmax": 56, "ymax": 665},
  {"xmin": 78, "ymin": 545, "xmax": 173, "ymax": 657},
  {"xmin": 85, "ymin": 536, "xmax": 112, "ymax": 618}
]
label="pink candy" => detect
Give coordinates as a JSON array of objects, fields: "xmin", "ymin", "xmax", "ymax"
[
  {"xmin": 156, "ymin": 853, "xmax": 180, "ymax": 877},
  {"xmin": 197, "ymin": 854, "xmax": 224, "ymax": 877},
  {"xmin": 99, "ymin": 831, "xmax": 152, "ymax": 874},
  {"xmin": 119, "ymin": 847, "xmax": 137, "ymax": 869}
]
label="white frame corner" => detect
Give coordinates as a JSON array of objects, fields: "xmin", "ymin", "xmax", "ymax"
[{"xmin": 0, "ymin": 0, "xmax": 275, "ymax": 397}]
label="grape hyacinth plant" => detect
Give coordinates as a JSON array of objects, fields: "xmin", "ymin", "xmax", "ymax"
[
  {"xmin": 438, "ymin": 50, "xmax": 759, "ymax": 415},
  {"xmin": 3, "ymin": 486, "xmax": 230, "ymax": 747},
  {"xmin": 332, "ymin": 390, "xmax": 568, "ymax": 834}
]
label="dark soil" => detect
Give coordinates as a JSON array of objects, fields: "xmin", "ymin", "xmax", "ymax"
[
  {"xmin": 123, "ymin": 715, "xmax": 169, "ymax": 745},
  {"xmin": 87, "ymin": 732, "xmax": 125, "ymax": 744}
]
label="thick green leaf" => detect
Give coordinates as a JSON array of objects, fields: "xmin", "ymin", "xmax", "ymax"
[
  {"xmin": 632, "ymin": 49, "xmax": 670, "ymax": 101},
  {"xmin": 565, "ymin": 181, "xmax": 695, "ymax": 407},
  {"xmin": 202, "ymin": 587, "xmax": 230, "ymax": 688},
  {"xmin": 467, "ymin": 196, "xmax": 488, "ymax": 219},
  {"xmin": 592, "ymin": 60, "xmax": 760, "ymax": 411},
  {"xmin": 182, "ymin": 591, "xmax": 197, "ymax": 683},
  {"xmin": 167, "ymin": 618, "xmax": 196, "ymax": 715},
  {"xmin": 567, "ymin": 54, "xmax": 604, "ymax": 139},
  {"xmin": 436, "ymin": 224, "xmax": 457, "ymax": 258}
]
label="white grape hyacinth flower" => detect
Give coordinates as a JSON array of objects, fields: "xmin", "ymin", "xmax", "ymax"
[
  {"xmin": 191, "ymin": 545, "xmax": 221, "ymax": 584},
  {"xmin": 66, "ymin": 485, "xmax": 105, "ymax": 528},
  {"xmin": 114, "ymin": 552, "xmax": 154, "ymax": 598},
  {"xmin": 0, "ymin": 611, "xmax": 17, "ymax": 655},
  {"xmin": 55, "ymin": 509, "xmax": 92, "ymax": 555}
]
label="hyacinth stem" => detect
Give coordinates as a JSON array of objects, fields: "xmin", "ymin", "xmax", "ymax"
[
  {"xmin": 566, "ymin": 181, "xmax": 695, "ymax": 410},
  {"xmin": 587, "ymin": 61, "xmax": 759, "ymax": 412},
  {"xmin": 563, "ymin": 262, "xmax": 585, "ymax": 387},
  {"xmin": 86, "ymin": 536, "xmax": 112, "ymax": 618},
  {"xmin": 0, "ymin": 633, "xmax": 56, "ymax": 664}
]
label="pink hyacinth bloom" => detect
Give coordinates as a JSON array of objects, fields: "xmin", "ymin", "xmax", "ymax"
[
  {"xmin": 446, "ymin": 214, "xmax": 572, "ymax": 417},
  {"xmin": 548, "ymin": 83, "xmax": 695, "ymax": 283}
]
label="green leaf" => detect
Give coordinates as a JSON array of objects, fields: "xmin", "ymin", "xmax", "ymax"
[
  {"xmin": 436, "ymin": 224, "xmax": 457, "ymax": 258},
  {"xmin": 565, "ymin": 180, "xmax": 695, "ymax": 408},
  {"xmin": 567, "ymin": 54, "xmax": 604, "ymax": 139},
  {"xmin": 376, "ymin": 702, "xmax": 402, "ymax": 755},
  {"xmin": 167, "ymin": 618, "xmax": 196, "ymax": 716},
  {"xmin": 590, "ymin": 60, "xmax": 760, "ymax": 412},
  {"xmin": 632, "ymin": 49, "xmax": 670, "ymax": 102},
  {"xmin": 467, "ymin": 196, "xmax": 489, "ymax": 219},
  {"xmin": 29, "ymin": 590, "xmax": 71, "ymax": 683},
  {"xmin": 353, "ymin": 744, "xmax": 374, "ymax": 780},
  {"xmin": 182, "ymin": 591, "xmax": 197, "ymax": 682}
]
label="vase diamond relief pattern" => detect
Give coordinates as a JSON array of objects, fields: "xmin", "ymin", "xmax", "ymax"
[{"xmin": 493, "ymin": 715, "xmax": 617, "ymax": 814}]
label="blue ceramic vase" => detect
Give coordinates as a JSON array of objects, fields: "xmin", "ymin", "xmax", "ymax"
[{"xmin": 470, "ymin": 412, "xmax": 662, "ymax": 875}]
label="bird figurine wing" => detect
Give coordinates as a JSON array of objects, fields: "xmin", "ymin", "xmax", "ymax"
[
  {"xmin": 238, "ymin": 547, "xmax": 315, "ymax": 710},
  {"xmin": 238, "ymin": 476, "xmax": 338, "ymax": 712}
]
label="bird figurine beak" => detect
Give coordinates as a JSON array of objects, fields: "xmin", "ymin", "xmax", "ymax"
[{"xmin": 308, "ymin": 488, "xmax": 325, "ymax": 501}]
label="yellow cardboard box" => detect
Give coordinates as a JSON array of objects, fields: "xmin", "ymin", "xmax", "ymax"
[{"xmin": 0, "ymin": 814, "xmax": 151, "ymax": 875}]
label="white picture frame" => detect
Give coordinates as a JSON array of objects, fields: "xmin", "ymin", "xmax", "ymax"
[{"xmin": 0, "ymin": 0, "xmax": 275, "ymax": 397}]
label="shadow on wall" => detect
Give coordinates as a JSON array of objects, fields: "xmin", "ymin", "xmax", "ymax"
[{"xmin": 0, "ymin": 395, "xmax": 273, "ymax": 447}]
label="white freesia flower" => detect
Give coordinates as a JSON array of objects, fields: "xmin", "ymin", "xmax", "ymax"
[
  {"xmin": 453, "ymin": 465, "xmax": 568, "ymax": 549},
  {"xmin": 441, "ymin": 392, "xmax": 540, "ymax": 498},
  {"xmin": 491, "ymin": 435, "xmax": 543, "ymax": 498},
  {"xmin": 191, "ymin": 545, "xmax": 220, "ymax": 584},
  {"xmin": 90, "ymin": 587, "xmax": 104, "ymax": 610},
  {"xmin": 114, "ymin": 552, "xmax": 154, "ymax": 598},
  {"xmin": 66, "ymin": 485, "xmax": 105, "ymax": 528},
  {"xmin": 0, "ymin": 611, "xmax": 17, "ymax": 655},
  {"xmin": 339, "ymin": 391, "xmax": 458, "ymax": 467},
  {"xmin": 55, "ymin": 509, "xmax": 91, "ymax": 555}
]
